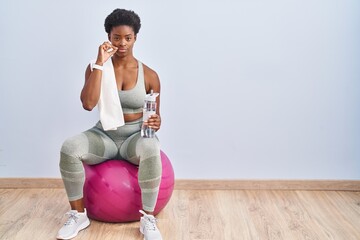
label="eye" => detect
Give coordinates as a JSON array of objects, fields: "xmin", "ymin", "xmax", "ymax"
[
  {"xmin": 112, "ymin": 34, "xmax": 120, "ymax": 41},
  {"xmin": 126, "ymin": 36, "xmax": 132, "ymax": 41}
]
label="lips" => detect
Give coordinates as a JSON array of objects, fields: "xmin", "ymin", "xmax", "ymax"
[{"xmin": 118, "ymin": 48, "xmax": 127, "ymax": 53}]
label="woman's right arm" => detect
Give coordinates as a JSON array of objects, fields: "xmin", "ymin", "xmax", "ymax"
[
  {"xmin": 80, "ymin": 42, "xmax": 118, "ymax": 111},
  {"xmin": 80, "ymin": 65, "xmax": 103, "ymax": 111}
]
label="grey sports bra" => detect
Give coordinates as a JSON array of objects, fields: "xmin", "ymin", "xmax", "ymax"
[{"xmin": 118, "ymin": 61, "xmax": 146, "ymax": 114}]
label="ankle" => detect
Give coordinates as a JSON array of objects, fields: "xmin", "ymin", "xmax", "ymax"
[
  {"xmin": 143, "ymin": 210, "xmax": 154, "ymax": 215},
  {"xmin": 70, "ymin": 199, "xmax": 85, "ymax": 213}
]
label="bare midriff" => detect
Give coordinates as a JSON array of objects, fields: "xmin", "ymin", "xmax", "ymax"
[{"xmin": 124, "ymin": 112, "xmax": 143, "ymax": 122}]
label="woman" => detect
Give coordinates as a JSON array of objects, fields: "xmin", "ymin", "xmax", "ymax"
[{"xmin": 57, "ymin": 9, "xmax": 163, "ymax": 240}]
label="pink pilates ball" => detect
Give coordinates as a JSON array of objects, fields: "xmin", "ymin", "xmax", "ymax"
[{"xmin": 83, "ymin": 151, "xmax": 174, "ymax": 222}]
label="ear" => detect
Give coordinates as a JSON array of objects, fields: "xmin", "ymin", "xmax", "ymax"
[
  {"xmin": 108, "ymin": 34, "xmax": 111, "ymax": 41},
  {"xmin": 134, "ymin": 34, "xmax": 137, "ymax": 41}
]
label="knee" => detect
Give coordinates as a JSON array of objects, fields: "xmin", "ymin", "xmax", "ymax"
[
  {"xmin": 60, "ymin": 134, "xmax": 88, "ymax": 157},
  {"xmin": 136, "ymin": 138, "xmax": 160, "ymax": 158},
  {"xmin": 59, "ymin": 134, "xmax": 88, "ymax": 169}
]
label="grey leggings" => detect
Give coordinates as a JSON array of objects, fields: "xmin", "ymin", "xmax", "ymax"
[{"xmin": 59, "ymin": 119, "xmax": 162, "ymax": 212}]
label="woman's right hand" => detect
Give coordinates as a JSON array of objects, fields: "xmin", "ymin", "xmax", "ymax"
[{"xmin": 96, "ymin": 42, "xmax": 118, "ymax": 65}]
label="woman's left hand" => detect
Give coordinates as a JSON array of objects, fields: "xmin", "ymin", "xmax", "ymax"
[{"xmin": 145, "ymin": 114, "xmax": 161, "ymax": 131}]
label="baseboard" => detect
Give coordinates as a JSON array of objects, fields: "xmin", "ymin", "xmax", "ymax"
[
  {"xmin": 0, "ymin": 178, "xmax": 359, "ymax": 191},
  {"xmin": 174, "ymin": 179, "xmax": 360, "ymax": 191},
  {"xmin": 0, "ymin": 178, "xmax": 64, "ymax": 189}
]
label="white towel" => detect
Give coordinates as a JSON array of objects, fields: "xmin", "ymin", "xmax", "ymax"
[{"xmin": 91, "ymin": 58, "xmax": 124, "ymax": 130}]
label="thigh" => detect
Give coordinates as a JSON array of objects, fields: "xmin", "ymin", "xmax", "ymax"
[
  {"xmin": 81, "ymin": 127, "xmax": 119, "ymax": 165},
  {"xmin": 119, "ymin": 132, "xmax": 142, "ymax": 165},
  {"xmin": 119, "ymin": 133, "xmax": 160, "ymax": 165}
]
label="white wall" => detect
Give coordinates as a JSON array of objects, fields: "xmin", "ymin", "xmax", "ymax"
[{"xmin": 0, "ymin": 0, "xmax": 359, "ymax": 179}]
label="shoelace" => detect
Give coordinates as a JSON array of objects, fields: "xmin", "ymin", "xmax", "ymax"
[
  {"xmin": 64, "ymin": 210, "xmax": 79, "ymax": 226},
  {"xmin": 144, "ymin": 216, "xmax": 158, "ymax": 231},
  {"xmin": 139, "ymin": 210, "xmax": 158, "ymax": 231}
]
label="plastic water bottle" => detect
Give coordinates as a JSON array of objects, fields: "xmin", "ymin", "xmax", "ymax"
[{"xmin": 141, "ymin": 90, "xmax": 159, "ymax": 138}]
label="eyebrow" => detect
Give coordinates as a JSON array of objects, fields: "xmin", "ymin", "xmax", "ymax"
[{"xmin": 113, "ymin": 34, "xmax": 133, "ymax": 37}]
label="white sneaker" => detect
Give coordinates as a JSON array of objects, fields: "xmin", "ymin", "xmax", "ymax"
[
  {"xmin": 56, "ymin": 209, "xmax": 90, "ymax": 240},
  {"xmin": 139, "ymin": 210, "xmax": 163, "ymax": 240}
]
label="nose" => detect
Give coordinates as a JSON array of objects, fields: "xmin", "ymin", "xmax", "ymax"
[{"xmin": 119, "ymin": 40, "xmax": 126, "ymax": 46}]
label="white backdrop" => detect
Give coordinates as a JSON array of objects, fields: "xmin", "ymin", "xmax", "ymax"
[{"xmin": 0, "ymin": 0, "xmax": 359, "ymax": 179}]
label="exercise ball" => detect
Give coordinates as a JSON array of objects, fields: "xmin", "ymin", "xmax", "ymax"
[{"xmin": 83, "ymin": 151, "xmax": 174, "ymax": 222}]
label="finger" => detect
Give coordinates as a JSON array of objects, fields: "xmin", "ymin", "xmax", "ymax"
[
  {"xmin": 148, "ymin": 125, "xmax": 160, "ymax": 130},
  {"xmin": 144, "ymin": 120, "xmax": 159, "ymax": 128},
  {"xmin": 101, "ymin": 42, "xmax": 110, "ymax": 49},
  {"xmin": 107, "ymin": 42, "xmax": 118, "ymax": 50},
  {"xmin": 101, "ymin": 42, "xmax": 117, "ymax": 52},
  {"xmin": 104, "ymin": 41, "xmax": 113, "ymax": 47},
  {"xmin": 105, "ymin": 42, "xmax": 117, "ymax": 50},
  {"xmin": 108, "ymin": 47, "xmax": 118, "ymax": 55},
  {"xmin": 148, "ymin": 115, "xmax": 160, "ymax": 122},
  {"xmin": 148, "ymin": 118, "xmax": 160, "ymax": 125},
  {"xmin": 148, "ymin": 120, "xmax": 161, "ymax": 128}
]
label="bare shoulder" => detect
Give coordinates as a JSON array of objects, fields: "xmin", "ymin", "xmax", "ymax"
[
  {"xmin": 142, "ymin": 63, "xmax": 161, "ymax": 92},
  {"xmin": 142, "ymin": 63, "xmax": 160, "ymax": 81}
]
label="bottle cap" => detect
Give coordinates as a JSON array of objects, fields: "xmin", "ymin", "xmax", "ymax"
[{"xmin": 145, "ymin": 90, "xmax": 159, "ymax": 102}]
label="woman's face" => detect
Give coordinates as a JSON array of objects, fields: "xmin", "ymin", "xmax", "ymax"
[{"xmin": 108, "ymin": 25, "xmax": 137, "ymax": 57}]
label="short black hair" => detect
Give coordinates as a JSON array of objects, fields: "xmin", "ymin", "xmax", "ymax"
[{"xmin": 104, "ymin": 9, "xmax": 141, "ymax": 35}]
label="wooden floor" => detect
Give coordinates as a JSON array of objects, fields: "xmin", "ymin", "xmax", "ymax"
[{"xmin": 0, "ymin": 188, "xmax": 360, "ymax": 240}]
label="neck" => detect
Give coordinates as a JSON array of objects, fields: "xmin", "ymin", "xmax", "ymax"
[{"xmin": 112, "ymin": 54, "xmax": 137, "ymax": 68}]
